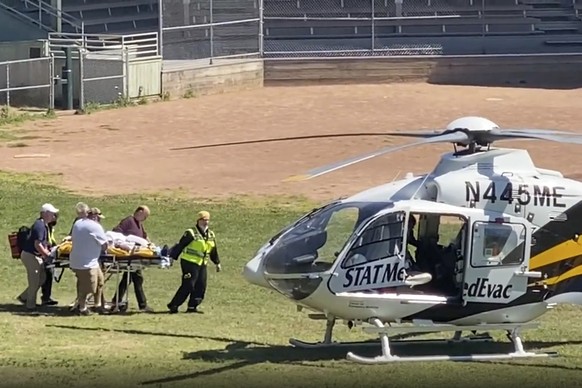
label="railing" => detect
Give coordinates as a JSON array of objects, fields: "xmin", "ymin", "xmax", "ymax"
[
  {"xmin": 0, "ymin": 0, "xmax": 84, "ymax": 34},
  {"xmin": 261, "ymin": 0, "xmax": 541, "ymax": 57},
  {"xmin": 48, "ymin": 31, "xmax": 160, "ymax": 61}
]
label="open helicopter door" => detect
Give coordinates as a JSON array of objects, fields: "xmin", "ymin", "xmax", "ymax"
[
  {"xmin": 327, "ymin": 210, "xmax": 411, "ymax": 294},
  {"xmin": 462, "ymin": 213, "xmax": 535, "ymax": 305}
]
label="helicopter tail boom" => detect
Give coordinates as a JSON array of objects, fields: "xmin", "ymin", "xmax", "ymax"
[{"xmin": 526, "ymin": 201, "xmax": 582, "ymax": 306}]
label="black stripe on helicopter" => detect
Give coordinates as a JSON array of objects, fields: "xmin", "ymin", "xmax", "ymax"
[
  {"xmin": 501, "ymin": 204, "xmax": 582, "ymax": 272},
  {"xmin": 401, "ymin": 286, "xmax": 549, "ymax": 323},
  {"xmin": 519, "ymin": 200, "xmax": 582, "ymax": 283},
  {"xmin": 465, "ymin": 181, "xmax": 567, "ymax": 208}
]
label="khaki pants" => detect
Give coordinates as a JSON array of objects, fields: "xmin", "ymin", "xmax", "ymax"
[
  {"xmin": 72, "ymin": 267, "xmax": 104, "ymax": 311},
  {"xmin": 18, "ymin": 251, "xmax": 46, "ymax": 309}
]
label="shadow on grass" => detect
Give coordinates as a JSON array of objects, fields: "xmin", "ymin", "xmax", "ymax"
[
  {"xmin": 45, "ymin": 324, "xmax": 269, "ymax": 345},
  {"xmin": 42, "ymin": 323, "xmax": 582, "ymax": 385},
  {"xmin": 144, "ymin": 338, "xmax": 582, "ymax": 385},
  {"xmin": 0, "ymin": 303, "xmax": 141, "ymax": 317},
  {"xmin": 0, "ymin": 302, "xmax": 77, "ymax": 317}
]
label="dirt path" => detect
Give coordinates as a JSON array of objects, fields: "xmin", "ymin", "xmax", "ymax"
[{"xmin": 3, "ymin": 83, "xmax": 582, "ymax": 202}]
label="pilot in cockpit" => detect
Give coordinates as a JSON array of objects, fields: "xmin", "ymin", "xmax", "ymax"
[{"xmin": 405, "ymin": 215, "xmax": 419, "ymax": 269}]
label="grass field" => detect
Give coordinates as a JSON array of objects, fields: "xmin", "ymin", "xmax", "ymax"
[{"xmin": 1, "ymin": 171, "xmax": 582, "ymax": 388}]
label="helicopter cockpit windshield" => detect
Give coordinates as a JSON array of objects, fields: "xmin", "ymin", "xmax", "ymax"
[{"xmin": 262, "ymin": 201, "xmax": 394, "ymax": 277}]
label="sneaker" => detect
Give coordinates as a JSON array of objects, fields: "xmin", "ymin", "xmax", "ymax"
[
  {"xmin": 41, "ymin": 299, "xmax": 58, "ymax": 306},
  {"xmin": 140, "ymin": 306, "xmax": 154, "ymax": 313},
  {"xmin": 167, "ymin": 304, "xmax": 178, "ymax": 314},
  {"xmin": 186, "ymin": 307, "xmax": 203, "ymax": 314},
  {"xmin": 76, "ymin": 308, "xmax": 92, "ymax": 316}
]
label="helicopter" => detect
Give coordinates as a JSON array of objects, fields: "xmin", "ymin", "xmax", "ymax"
[{"xmin": 173, "ymin": 116, "xmax": 582, "ymax": 364}]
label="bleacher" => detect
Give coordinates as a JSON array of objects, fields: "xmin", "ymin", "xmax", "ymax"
[
  {"xmin": 262, "ymin": 0, "xmax": 582, "ymax": 39},
  {"xmin": 161, "ymin": 0, "xmax": 260, "ymax": 60},
  {"xmin": 60, "ymin": 0, "xmax": 158, "ymax": 34}
]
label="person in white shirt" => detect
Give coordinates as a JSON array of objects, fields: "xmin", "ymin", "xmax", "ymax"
[{"xmin": 69, "ymin": 211, "xmax": 109, "ymax": 316}]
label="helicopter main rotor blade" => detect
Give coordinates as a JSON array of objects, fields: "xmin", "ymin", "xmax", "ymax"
[
  {"xmin": 488, "ymin": 129, "xmax": 582, "ymax": 144},
  {"xmin": 168, "ymin": 132, "xmax": 392, "ymax": 151},
  {"xmin": 285, "ymin": 131, "xmax": 470, "ymax": 181}
]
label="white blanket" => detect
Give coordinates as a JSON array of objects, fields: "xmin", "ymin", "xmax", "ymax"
[{"xmin": 105, "ymin": 231, "xmax": 149, "ymax": 249}]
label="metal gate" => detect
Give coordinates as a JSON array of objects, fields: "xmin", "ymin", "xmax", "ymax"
[
  {"xmin": 0, "ymin": 56, "xmax": 55, "ymax": 109},
  {"xmin": 79, "ymin": 49, "xmax": 127, "ymax": 109}
]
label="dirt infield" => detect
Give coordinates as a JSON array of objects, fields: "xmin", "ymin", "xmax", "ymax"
[{"xmin": 2, "ymin": 83, "xmax": 582, "ymax": 202}]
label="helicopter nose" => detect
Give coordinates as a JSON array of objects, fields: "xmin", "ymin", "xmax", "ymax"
[{"xmin": 243, "ymin": 255, "xmax": 270, "ymax": 289}]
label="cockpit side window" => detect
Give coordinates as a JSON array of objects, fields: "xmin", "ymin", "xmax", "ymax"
[
  {"xmin": 341, "ymin": 211, "xmax": 406, "ymax": 269},
  {"xmin": 471, "ymin": 222, "xmax": 526, "ymax": 267}
]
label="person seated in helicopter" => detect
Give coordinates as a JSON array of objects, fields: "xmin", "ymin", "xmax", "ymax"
[
  {"xmin": 407, "ymin": 215, "xmax": 419, "ymax": 249},
  {"xmin": 405, "ymin": 215, "xmax": 420, "ymax": 270}
]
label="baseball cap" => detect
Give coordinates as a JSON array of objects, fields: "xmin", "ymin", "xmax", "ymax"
[
  {"xmin": 90, "ymin": 207, "xmax": 105, "ymax": 219},
  {"xmin": 197, "ymin": 211, "xmax": 210, "ymax": 220},
  {"xmin": 41, "ymin": 203, "xmax": 59, "ymax": 213}
]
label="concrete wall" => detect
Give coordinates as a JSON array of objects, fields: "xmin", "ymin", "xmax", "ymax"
[
  {"xmin": 0, "ymin": 9, "xmax": 47, "ymax": 42},
  {"xmin": 0, "ymin": 40, "xmax": 49, "ymax": 62},
  {"xmin": 263, "ymin": 54, "xmax": 582, "ymax": 89},
  {"xmin": 161, "ymin": 58, "xmax": 263, "ymax": 98}
]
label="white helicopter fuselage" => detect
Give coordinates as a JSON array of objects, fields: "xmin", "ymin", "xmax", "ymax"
[{"xmin": 244, "ymin": 147, "xmax": 582, "ymax": 326}]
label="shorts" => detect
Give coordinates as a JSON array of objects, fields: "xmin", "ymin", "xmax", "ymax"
[{"xmin": 73, "ymin": 267, "xmax": 104, "ymax": 294}]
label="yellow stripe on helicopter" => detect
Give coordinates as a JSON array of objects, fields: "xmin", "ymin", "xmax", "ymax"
[
  {"xmin": 536, "ymin": 264, "xmax": 582, "ymax": 286},
  {"xmin": 530, "ymin": 237, "xmax": 582, "ymax": 270}
]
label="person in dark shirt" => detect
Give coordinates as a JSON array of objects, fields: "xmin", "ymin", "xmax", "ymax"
[
  {"xmin": 167, "ymin": 210, "xmax": 221, "ymax": 314},
  {"xmin": 40, "ymin": 213, "xmax": 59, "ymax": 306},
  {"xmin": 17, "ymin": 203, "xmax": 59, "ymax": 311},
  {"xmin": 110, "ymin": 205, "xmax": 153, "ymax": 312}
]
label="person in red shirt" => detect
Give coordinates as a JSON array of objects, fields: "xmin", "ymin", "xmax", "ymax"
[{"xmin": 110, "ymin": 205, "xmax": 153, "ymax": 312}]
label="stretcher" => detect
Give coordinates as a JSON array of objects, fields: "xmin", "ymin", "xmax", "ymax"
[{"xmin": 46, "ymin": 237, "xmax": 173, "ymax": 312}]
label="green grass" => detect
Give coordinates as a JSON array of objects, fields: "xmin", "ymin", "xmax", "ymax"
[{"xmin": 0, "ymin": 171, "xmax": 582, "ymax": 388}]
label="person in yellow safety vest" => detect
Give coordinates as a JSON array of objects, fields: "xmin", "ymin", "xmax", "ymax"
[
  {"xmin": 41, "ymin": 214, "xmax": 59, "ymax": 306},
  {"xmin": 167, "ymin": 210, "xmax": 221, "ymax": 314}
]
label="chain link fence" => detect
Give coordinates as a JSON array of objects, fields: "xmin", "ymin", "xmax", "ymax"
[
  {"xmin": 79, "ymin": 50, "xmax": 127, "ymax": 109},
  {"xmin": 160, "ymin": 0, "xmax": 262, "ymax": 63},
  {"xmin": 262, "ymin": 0, "xmax": 538, "ymax": 57},
  {"xmin": 0, "ymin": 56, "xmax": 54, "ymax": 109}
]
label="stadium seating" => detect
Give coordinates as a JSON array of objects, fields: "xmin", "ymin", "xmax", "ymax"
[
  {"xmin": 161, "ymin": 0, "xmax": 260, "ymax": 59},
  {"xmin": 60, "ymin": 0, "xmax": 159, "ymax": 34},
  {"xmin": 263, "ymin": 0, "xmax": 582, "ymax": 38}
]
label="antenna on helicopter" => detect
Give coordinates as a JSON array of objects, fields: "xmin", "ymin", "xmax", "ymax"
[{"xmin": 169, "ymin": 116, "xmax": 582, "ymax": 181}]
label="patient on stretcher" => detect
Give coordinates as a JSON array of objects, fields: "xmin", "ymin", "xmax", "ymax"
[{"xmin": 52, "ymin": 230, "xmax": 169, "ymax": 260}]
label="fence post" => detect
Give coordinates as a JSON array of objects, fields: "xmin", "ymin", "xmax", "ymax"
[
  {"xmin": 6, "ymin": 64, "xmax": 9, "ymax": 107},
  {"xmin": 481, "ymin": 0, "xmax": 485, "ymax": 38},
  {"xmin": 49, "ymin": 53, "xmax": 55, "ymax": 111},
  {"xmin": 78, "ymin": 49, "xmax": 84, "ymax": 111},
  {"xmin": 209, "ymin": 0, "xmax": 214, "ymax": 64},
  {"xmin": 158, "ymin": 0, "xmax": 163, "ymax": 57},
  {"xmin": 259, "ymin": 0, "xmax": 264, "ymax": 57},
  {"xmin": 123, "ymin": 47, "xmax": 130, "ymax": 100},
  {"xmin": 371, "ymin": 0, "xmax": 375, "ymax": 54}
]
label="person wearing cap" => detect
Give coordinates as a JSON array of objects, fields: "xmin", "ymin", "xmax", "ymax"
[
  {"xmin": 17, "ymin": 203, "xmax": 59, "ymax": 311},
  {"xmin": 89, "ymin": 207, "xmax": 105, "ymax": 223},
  {"xmin": 40, "ymin": 211, "xmax": 60, "ymax": 306},
  {"xmin": 167, "ymin": 210, "xmax": 221, "ymax": 314},
  {"xmin": 69, "ymin": 205, "xmax": 109, "ymax": 316},
  {"xmin": 110, "ymin": 205, "xmax": 152, "ymax": 312}
]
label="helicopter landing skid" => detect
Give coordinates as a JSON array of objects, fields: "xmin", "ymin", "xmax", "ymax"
[
  {"xmin": 345, "ymin": 319, "xmax": 558, "ymax": 364},
  {"xmin": 289, "ymin": 317, "xmax": 494, "ymax": 349},
  {"xmin": 289, "ymin": 334, "xmax": 492, "ymax": 349}
]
